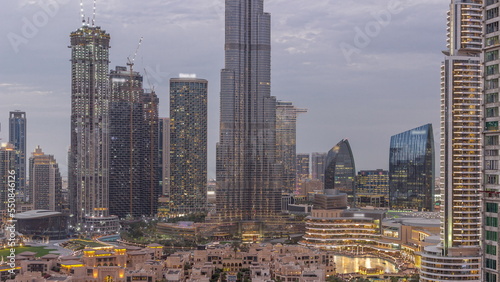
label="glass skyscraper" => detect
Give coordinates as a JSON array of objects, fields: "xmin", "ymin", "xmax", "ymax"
[
  {"xmin": 216, "ymin": 0, "xmax": 282, "ymax": 221},
  {"xmin": 276, "ymin": 101, "xmax": 307, "ymax": 193},
  {"xmin": 356, "ymin": 169, "xmax": 388, "ymax": 208},
  {"xmin": 311, "ymin": 152, "xmax": 327, "ymax": 183},
  {"xmin": 108, "ymin": 66, "xmax": 159, "ymax": 218},
  {"xmin": 389, "ymin": 124, "xmax": 435, "ymax": 211},
  {"xmin": 324, "ymin": 139, "xmax": 356, "ymax": 205},
  {"xmin": 9, "ymin": 111, "xmax": 26, "ymax": 199},
  {"xmin": 68, "ymin": 23, "xmax": 118, "ymax": 233},
  {"xmin": 170, "ymin": 77, "xmax": 208, "ymax": 216}
]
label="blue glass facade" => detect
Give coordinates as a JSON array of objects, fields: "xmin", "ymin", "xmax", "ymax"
[
  {"xmin": 9, "ymin": 111, "xmax": 26, "ymax": 198},
  {"xmin": 324, "ymin": 139, "xmax": 356, "ymax": 205},
  {"xmin": 389, "ymin": 124, "xmax": 435, "ymax": 211}
]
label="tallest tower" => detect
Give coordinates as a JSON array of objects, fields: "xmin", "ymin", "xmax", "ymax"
[
  {"xmin": 68, "ymin": 20, "xmax": 118, "ymax": 234},
  {"xmin": 420, "ymin": 0, "xmax": 482, "ymax": 281},
  {"xmin": 216, "ymin": 0, "xmax": 282, "ymax": 221}
]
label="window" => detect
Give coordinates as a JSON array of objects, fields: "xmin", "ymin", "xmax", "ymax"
[
  {"xmin": 487, "ymin": 50, "xmax": 499, "ymax": 62},
  {"xmin": 486, "ymin": 230, "xmax": 498, "ymax": 241},
  {"xmin": 487, "ymin": 79, "xmax": 499, "ymax": 90},
  {"xmin": 487, "ymin": 22, "xmax": 499, "ymax": 34},
  {"xmin": 487, "ymin": 121, "xmax": 499, "ymax": 131},
  {"xmin": 486, "ymin": 136, "xmax": 499, "ymax": 146},
  {"xmin": 487, "ymin": 36, "xmax": 500, "ymax": 47},
  {"xmin": 486, "ymin": 160, "xmax": 499, "ymax": 170},
  {"xmin": 487, "ymin": 107, "xmax": 499, "ymax": 118},
  {"xmin": 486, "ymin": 150, "xmax": 499, "ymax": 156},
  {"xmin": 487, "ymin": 216, "xmax": 499, "ymax": 227},
  {"xmin": 487, "ymin": 175, "xmax": 499, "ymax": 185},
  {"xmin": 487, "ymin": 93, "xmax": 499, "ymax": 103},
  {"xmin": 487, "ymin": 0, "xmax": 500, "ymax": 6},
  {"xmin": 487, "ymin": 202, "xmax": 499, "ymax": 213},
  {"xmin": 487, "ymin": 65, "xmax": 499, "ymax": 76},
  {"xmin": 487, "ymin": 7, "xmax": 499, "ymax": 20},
  {"xmin": 486, "ymin": 258, "xmax": 497, "ymax": 270}
]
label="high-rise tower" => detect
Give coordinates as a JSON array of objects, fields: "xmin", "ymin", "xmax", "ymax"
[
  {"xmin": 216, "ymin": 0, "xmax": 282, "ymax": 221},
  {"xmin": 68, "ymin": 23, "xmax": 118, "ymax": 234},
  {"xmin": 324, "ymin": 139, "xmax": 356, "ymax": 205},
  {"xmin": 29, "ymin": 146, "xmax": 63, "ymax": 212},
  {"xmin": 483, "ymin": 1, "xmax": 500, "ymax": 281},
  {"xmin": 170, "ymin": 76, "xmax": 208, "ymax": 216},
  {"xmin": 420, "ymin": 0, "xmax": 482, "ymax": 280},
  {"xmin": 9, "ymin": 111, "xmax": 26, "ymax": 199},
  {"xmin": 389, "ymin": 124, "xmax": 435, "ymax": 211},
  {"xmin": 276, "ymin": 101, "xmax": 307, "ymax": 193}
]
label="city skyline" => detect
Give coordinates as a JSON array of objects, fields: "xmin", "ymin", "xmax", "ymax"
[{"xmin": 0, "ymin": 1, "xmax": 445, "ymax": 178}]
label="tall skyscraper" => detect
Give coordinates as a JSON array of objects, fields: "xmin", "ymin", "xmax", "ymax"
[
  {"xmin": 483, "ymin": 1, "xmax": 500, "ymax": 281},
  {"xmin": 9, "ymin": 111, "xmax": 26, "ymax": 199},
  {"xmin": 170, "ymin": 76, "xmax": 208, "ymax": 216},
  {"xmin": 216, "ymin": 0, "xmax": 282, "ymax": 221},
  {"xmin": 420, "ymin": 0, "xmax": 482, "ymax": 280},
  {"xmin": 108, "ymin": 66, "xmax": 149, "ymax": 218},
  {"xmin": 141, "ymin": 90, "xmax": 160, "ymax": 217},
  {"xmin": 324, "ymin": 139, "xmax": 356, "ymax": 205},
  {"xmin": 276, "ymin": 101, "xmax": 307, "ymax": 193},
  {"xmin": 29, "ymin": 146, "xmax": 62, "ymax": 212},
  {"xmin": 356, "ymin": 169, "xmax": 388, "ymax": 208},
  {"xmin": 68, "ymin": 23, "xmax": 118, "ymax": 233},
  {"xmin": 389, "ymin": 124, "xmax": 435, "ymax": 211},
  {"xmin": 296, "ymin": 153, "xmax": 310, "ymax": 192},
  {"xmin": 0, "ymin": 143, "xmax": 16, "ymax": 211},
  {"xmin": 311, "ymin": 152, "xmax": 327, "ymax": 183},
  {"xmin": 158, "ymin": 117, "xmax": 170, "ymax": 196}
]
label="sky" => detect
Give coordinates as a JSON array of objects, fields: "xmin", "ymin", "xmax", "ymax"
[{"xmin": 0, "ymin": 0, "xmax": 447, "ymax": 179}]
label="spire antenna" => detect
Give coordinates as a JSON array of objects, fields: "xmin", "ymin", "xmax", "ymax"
[
  {"xmin": 92, "ymin": 0, "xmax": 96, "ymax": 26},
  {"xmin": 80, "ymin": 0, "xmax": 85, "ymax": 25}
]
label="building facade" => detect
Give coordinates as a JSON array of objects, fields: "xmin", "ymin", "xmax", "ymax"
[
  {"xmin": 68, "ymin": 23, "xmax": 118, "ymax": 233},
  {"xmin": 483, "ymin": 1, "xmax": 500, "ymax": 281},
  {"xmin": 420, "ymin": 0, "xmax": 482, "ymax": 280},
  {"xmin": 29, "ymin": 146, "xmax": 62, "ymax": 212},
  {"xmin": 216, "ymin": 0, "xmax": 282, "ymax": 221},
  {"xmin": 389, "ymin": 124, "xmax": 435, "ymax": 211},
  {"xmin": 356, "ymin": 169, "xmax": 388, "ymax": 208},
  {"xmin": 311, "ymin": 152, "xmax": 327, "ymax": 183},
  {"xmin": 9, "ymin": 111, "xmax": 26, "ymax": 199},
  {"xmin": 296, "ymin": 153, "xmax": 310, "ymax": 192},
  {"xmin": 170, "ymin": 77, "xmax": 208, "ymax": 216},
  {"xmin": 276, "ymin": 101, "xmax": 307, "ymax": 193},
  {"xmin": 158, "ymin": 117, "xmax": 170, "ymax": 196},
  {"xmin": 108, "ymin": 66, "xmax": 159, "ymax": 218},
  {"xmin": 324, "ymin": 139, "xmax": 356, "ymax": 205},
  {"xmin": 0, "ymin": 143, "xmax": 16, "ymax": 212}
]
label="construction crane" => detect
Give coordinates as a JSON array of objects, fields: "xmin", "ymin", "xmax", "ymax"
[{"xmin": 127, "ymin": 37, "xmax": 143, "ymax": 74}]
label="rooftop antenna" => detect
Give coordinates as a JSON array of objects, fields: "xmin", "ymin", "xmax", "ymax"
[
  {"xmin": 92, "ymin": 0, "xmax": 96, "ymax": 26},
  {"xmin": 80, "ymin": 0, "xmax": 86, "ymax": 25}
]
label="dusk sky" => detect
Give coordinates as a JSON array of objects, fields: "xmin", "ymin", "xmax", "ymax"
[{"xmin": 0, "ymin": 0, "xmax": 446, "ymax": 178}]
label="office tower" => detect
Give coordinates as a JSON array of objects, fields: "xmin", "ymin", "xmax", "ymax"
[
  {"xmin": 158, "ymin": 117, "xmax": 170, "ymax": 196},
  {"xmin": 170, "ymin": 76, "xmax": 208, "ymax": 216},
  {"xmin": 484, "ymin": 1, "xmax": 500, "ymax": 281},
  {"xmin": 216, "ymin": 0, "xmax": 282, "ymax": 221},
  {"xmin": 276, "ymin": 101, "xmax": 307, "ymax": 193},
  {"xmin": 296, "ymin": 153, "xmax": 310, "ymax": 192},
  {"xmin": 389, "ymin": 124, "xmax": 435, "ymax": 211},
  {"xmin": 141, "ymin": 90, "xmax": 160, "ymax": 217},
  {"xmin": 0, "ymin": 143, "xmax": 16, "ymax": 211},
  {"xmin": 68, "ymin": 23, "xmax": 118, "ymax": 233},
  {"xmin": 29, "ymin": 146, "xmax": 62, "ymax": 212},
  {"xmin": 9, "ymin": 111, "xmax": 26, "ymax": 198},
  {"xmin": 108, "ymin": 66, "xmax": 149, "ymax": 219},
  {"xmin": 420, "ymin": 0, "xmax": 482, "ymax": 280},
  {"xmin": 324, "ymin": 139, "xmax": 356, "ymax": 205},
  {"xmin": 311, "ymin": 152, "xmax": 327, "ymax": 183},
  {"xmin": 356, "ymin": 169, "xmax": 388, "ymax": 208}
]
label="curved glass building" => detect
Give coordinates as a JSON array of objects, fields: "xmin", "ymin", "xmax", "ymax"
[
  {"xmin": 324, "ymin": 139, "xmax": 356, "ymax": 205},
  {"xmin": 389, "ymin": 124, "xmax": 435, "ymax": 211}
]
